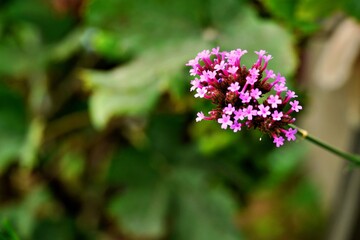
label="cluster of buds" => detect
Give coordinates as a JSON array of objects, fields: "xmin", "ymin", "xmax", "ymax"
[{"xmin": 186, "ymin": 47, "xmax": 302, "ymax": 147}]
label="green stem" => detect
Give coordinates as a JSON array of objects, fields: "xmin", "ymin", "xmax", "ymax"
[{"xmin": 289, "ymin": 124, "xmax": 360, "ymax": 165}]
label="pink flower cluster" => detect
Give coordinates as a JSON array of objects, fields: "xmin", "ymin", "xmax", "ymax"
[{"xmin": 186, "ymin": 47, "xmax": 302, "ymax": 147}]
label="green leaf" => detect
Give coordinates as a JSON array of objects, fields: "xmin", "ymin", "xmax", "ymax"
[
  {"xmin": 147, "ymin": 114, "xmax": 188, "ymax": 159},
  {"xmin": 296, "ymin": 0, "xmax": 340, "ymax": 22},
  {"xmin": 0, "ymin": 84, "xmax": 27, "ymax": 172},
  {"xmin": 81, "ymin": 39, "xmax": 209, "ymax": 128},
  {"xmin": 107, "ymin": 148, "xmax": 160, "ymax": 187},
  {"xmin": 49, "ymin": 28, "xmax": 84, "ymax": 62},
  {"xmin": 0, "ymin": 23, "xmax": 45, "ymax": 77},
  {"xmin": 264, "ymin": 142, "xmax": 307, "ymax": 186},
  {"xmin": 0, "ymin": 187, "xmax": 52, "ymax": 239},
  {"xmin": 59, "ymin": 151, "xmax": 85, "ymax": 183},
  {"xmin": 108, "ymin": 183, "xmax": 170, "ymax": 238},
  {"xmin": 1, "ymin": 0, "xmax": 75, "ymax": 43},
  {"xmin": 262, "ymin": 0, "xmax": 298, "ymax": 21},
  {"xmin": 192, "ymin": 122, "xmax": 239, "ymax": 155},
  {"xmin": 84, "ymin": 0, "xmax": 207, "ymax": 51},
  {"xmin": 209, "ymin": 0, "xmax": 245, "ymax": 26},
  {"xmin": 31, "ymin": 218, "xmax": 77, "ymax": 240},
  {"xmin": 220, "ymin": 6, "xmax": 297, "ymax": 77},
  {"xmin": 342, "ymin": 0, "xmax": 360, "ymax": 20},
  {"xmin": 0, "ymin": 220, "xmax": 19, "ymax": 240},
  {"xmin": 19, "ymin": 118, "xmax": 45, "ymax": 168},
  {"xmin": 171, "ymin": 168, "xmax": 242, "ymax": 240}
]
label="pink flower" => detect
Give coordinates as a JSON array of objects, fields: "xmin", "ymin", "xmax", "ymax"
[
  {"xmin": 250, "ymin": 88, "xmax": 262, "ymax": 99},
  {"xmin": 228, "ymin": 82, "xmax": 240, "ymax": 92},
  {"xmin": 197, "ymin": 49, "xmax": 211, "ymax": 61},
  {"xmin": 286, "ymin": 90, "xmax": 297, "ymax": 99},
  {"xmin": 228, "ymin": 66, "xmax": 239, "ymax": 75},
  {"xmin": 231, "ymin": 121, "xmax": 242, "ymax": 132},
  {"xmin": 211, "ymin": 47, "xmax": 220, "ymax": 55},
  {"xmin": 275, "ymin": 73, "xmax": 286, "ymax": 84},
  {"xmin": 223, "ymin": 103, "xmax": 235, "ymax": 115},
  {"xmin": 207, "ymin": 70, "xmax": 217, "ymax": 80},
  {"xmin": 255, "ymin": 50, "xmax": 266, "ymax": 58},
  {"xmin": 234, "ymin": 109, "xmax": 245, "ymax": 121},
  {"xmin": 267, "ymin": 95, "xmax": 282, "ymax": 108},
  {"xmin": 263, "ymin": 54, "xmax": 272, "ymax": 62},
  {"xmin": 290, "ymin": 100, "xmax": 302, "ymax": 112},
  {"xmin": 200, "ymin": 72, "xmax": 208, "ymax": 82},
  {"xmin": 186, "ymin": 57, "xmax": 199, "ymax": 67},
  {"xmin": 272, "ymin": 110, "xmax": 283, "ymax": 121},
  {"xmin": 265, "ymin": 69, "xmax": 276, "ymax": 79},
  {"xmin": 274, "ymin": 83, "xmax": 288, "ymax": 93},
  {"xmin": 285, "ymin": 128, "xmax": 297, "ymax": 141},
  {"xmin": 243, "ymin": 105, "xmax": 257, "ymax": 120},
  {"xmin": 196, "ymin": 112, "xmax": 205, "ymax": 122},
  {"xmin": 246, "ymin": 75, "xmax": 257, "ymax": 85},
  {"xmin": 214, "ymin": 61, "xmax": 226, "ymax": 71},
  {"xmin": 189, "ymin": 68, "xmax": 198, "ymax": 76},
  {"xmin": 257, "ymin": 104, "xmax": 271, "ymax": 118},
  {"xmin": 187, "ymin": 47, "xmax": 303, "ymax": 147},
  {"xmin": 218, "ymin": 114, "xmax": 233, "ymax": 129},
  {"xmin": 194, "ymin": 87, "xmax": 207, "ymax": 98},
  {"xmin": 240, "ymin": 92, "xmax": 251, "ymax": 103},
  {"xmin": 273, "ymin": 136, "xmax": 284, "ymax": 147},
  {"xmin": 190, "ymin": 78, "xmax": 201, "ymax": 92},
  {"xmin": 249, "ymin": 68, "xmax": 259, "ymax": 77}
]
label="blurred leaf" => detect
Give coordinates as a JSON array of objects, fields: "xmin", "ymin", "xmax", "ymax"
[
  {"xmin": 221, "ymin": 6, "xmax": 297, "ymax": 77},
  {"xmin": 0, "ymin": 220, "xmax": 19, "ymax": 240},
  {"xmin": 20, "ymin": 118, "xmax": 45, "ymax": 168},
  {"xmin": 87, "ymin": 80, "xmax": 160, "ymax": 129},
  {"xmin": 0, "ymin": 187, "xmax": 51, "ymax": 239},
  {"xmin": 0, "ymin": 23, "xmax": 46, "ymax": 77},
  {"xmin": 209, "ymin": 0, "xmax": 245, "ymax": 26},
  {"xmin": 81, "ymin": 39, "xmax": 209, "ymax": 128},
  {"xmin": 286, "ymin": 180, "xmax": 320, "ymax": 208},
  {"xmin": 59, "ymin": 151, "xmax": 85, "ymax": 183},
  {"xmin": 264, "ymin": 142, "xmax": 307, "ymax": 186},
  {"xmin": 191, "ymin": 119, "xmax": 242, "ymax": 155},
  {"xmin": 262, "ymin": 0, "xmax": 298, "ymax": 21},
  {"xmin": 84, "ymin": 0, "xmax": 125, "ymax": 28},
  {"xmin": 262, "ymin": 0, "xmax": 341, "ymax": 33},
  {"xmin": 31, "ymin": 218, "xmax": 77, "ymax": 240},
  {"xmin": 147, "ymin": 114, "xmax": 188, "ymax": 159},
  {"xmin": 263, "ymin": 0, "xmax": 360, "ymax": 34},
  {"xmin": 107, "ymin": 148, "xmax": 160, "ymax": 187},
  {"xmin": 49, "ymin": 28, "xmax": 84, "ymax": 61},
  {"xmin": 171, "ymin": 168, "xmax": 242, "ymax": 240},
  {"xmin": 296, "ymin": 0, "xmax": 340, "ymax": 22},
  {"xmin": 284, "ymin": 180, "xmax": 324, "ymax": 235},
  {"xmin": 85, "ymin": 28, "xmax": 125, "ymax": 60},
  {"xmin": 108, "ymin": 182, "xmax": 170, "ymax": 238},
  {"xmin": 341, "ymin": 0, "xmax": 360, "ymax": 20},
  {"xmin": 0, "ymin": 84, "xmax": 27, "ymax": 172},
  {"xmin": 1, "ymin": 0, "xmax": 75, "ymax": 43},
  {"xmin": 84, "ymin": 0, "xmax": 206, "ymax": 51}
]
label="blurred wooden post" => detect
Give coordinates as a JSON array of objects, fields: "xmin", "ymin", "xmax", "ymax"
[{"xmin": 301, "ymin": 17, "xmax": 360, "ymax": 239}]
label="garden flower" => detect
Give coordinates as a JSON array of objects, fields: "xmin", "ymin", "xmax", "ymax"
[{"xmin": 186, "ymin": 47, "xmax": 302, "ymax": 147}]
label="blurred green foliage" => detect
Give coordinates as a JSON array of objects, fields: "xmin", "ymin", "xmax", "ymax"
[
  {"xmin": 262, "ymin": 0, "xmax": 360, "ymax": 33},
  {"xmin": 0, "ymin": 220, "xmax": 19, "ymax": 240},
  {"xmin": 0, "ymin": 0, "xmax": 355, "ymax": 239}
]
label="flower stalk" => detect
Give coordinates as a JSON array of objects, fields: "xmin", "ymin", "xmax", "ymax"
[
  {"xmin": 289, "ymin": 124, "xmax": 360, "ymax": 165},
  {"xmin": 186, "ymin": 47, "xmax": 360, "ymax": 166}
]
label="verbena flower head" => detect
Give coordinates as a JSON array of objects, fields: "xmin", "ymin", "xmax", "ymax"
[{"xmin": 186, "ymin": 47, "xmax": 302, "ymax": 147}]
